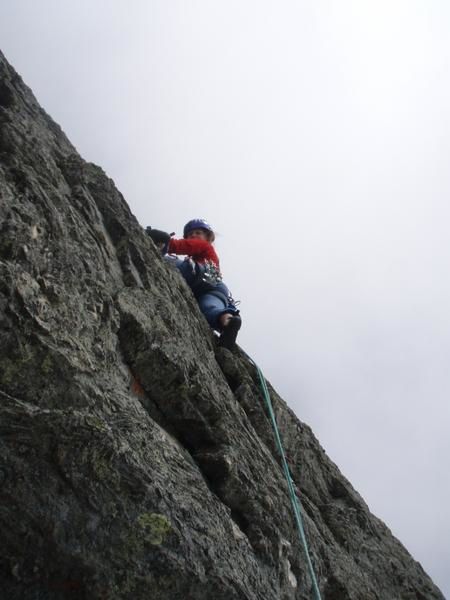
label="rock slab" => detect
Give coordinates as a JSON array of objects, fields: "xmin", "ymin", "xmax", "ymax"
[{"xmin": 0, "ymin": 50, "xmax": 445, "ymax": 600}]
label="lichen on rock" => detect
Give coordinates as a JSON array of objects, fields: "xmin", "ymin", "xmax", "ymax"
[{"xmin": 136, "ymin": 513, "xmax": 171, "ymax": 545}]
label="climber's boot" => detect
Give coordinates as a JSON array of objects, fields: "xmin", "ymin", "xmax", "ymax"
[{"xmin": 219, "ymin": 315, "xmax": 242, "ymax": 350}]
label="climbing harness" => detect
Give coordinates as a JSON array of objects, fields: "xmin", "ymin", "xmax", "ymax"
[
  {"xmin": 243, "ymin": 351, "xmax": 322, "ymax": 600},
  {"xmin": 175, "ymin": 257, "xmax": 223, "ymax": 293},
  {"xmin": 196, "ymin": 259, "xmax": 223, "ymax": 286}
]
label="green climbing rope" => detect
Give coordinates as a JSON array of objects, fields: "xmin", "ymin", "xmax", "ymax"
[{"xmin": 246, "ymin": 353, "xmax": 322, "ymax": 600}]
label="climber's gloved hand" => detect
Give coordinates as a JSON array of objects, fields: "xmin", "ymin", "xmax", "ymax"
[{"xmin": 145, "ymin": 226, "xmax": 171, "ymax": 246}]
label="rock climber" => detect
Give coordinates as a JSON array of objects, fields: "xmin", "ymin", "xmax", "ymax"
[{"xmin": 146, "ymin": 218, "xmax": 241, "ymax": 349}]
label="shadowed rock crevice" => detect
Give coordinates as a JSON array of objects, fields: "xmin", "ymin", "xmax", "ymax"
[
  {"xmin": 0, "ymin": 79, "xmax": 15, "ymax": 109},
  {"xmin": 0, "ymin": 49, "xmax": 445, "ymax": 600},
  {"xmin": 116, "ymin": 296, "xmax": 290, "ymax": 563},
  {"xmin": 125, "ymin": 347, "xmax": 261, "ymax": 550}
]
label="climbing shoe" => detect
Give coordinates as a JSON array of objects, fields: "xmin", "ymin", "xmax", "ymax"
[{"xmin": 218, "ymin": 315, "xmax": 242, "ymax": 350}]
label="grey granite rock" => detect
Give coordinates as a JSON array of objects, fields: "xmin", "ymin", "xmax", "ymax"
[{"xmin": 0, "ymin": 49, "xmax": 445, "ymax": 600}]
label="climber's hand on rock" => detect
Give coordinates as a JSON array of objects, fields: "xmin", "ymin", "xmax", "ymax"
[{"xmin": 145, "ymin": 226, "xmax": 171, "ymax": 246}]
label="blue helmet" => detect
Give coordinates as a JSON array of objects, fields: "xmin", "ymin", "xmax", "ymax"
[{"xmin": 183, "ymin": 218, "xmax": 215, "ymax": 241}]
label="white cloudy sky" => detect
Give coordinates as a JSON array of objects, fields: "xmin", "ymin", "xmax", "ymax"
[{"xmin": 1, "ymin": 1, "xmax": 449, "ymax": 595}]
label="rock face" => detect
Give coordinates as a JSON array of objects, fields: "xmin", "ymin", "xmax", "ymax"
[{"xmin": 0, "ymin": 50, "xmax": 445, "ymax": 600}]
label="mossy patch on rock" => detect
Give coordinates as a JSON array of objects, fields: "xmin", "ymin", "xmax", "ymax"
[{"xmin": 137, "ymin": 512, "xmax": 171, "ymax": 545}]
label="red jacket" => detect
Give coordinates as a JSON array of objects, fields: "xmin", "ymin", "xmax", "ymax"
[{"xmin": 168, "ymin": 238, "xmax": 220, "ymax": 268}]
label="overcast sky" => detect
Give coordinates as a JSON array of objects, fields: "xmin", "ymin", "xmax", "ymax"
[{"xmin": 1, "ymin": 1, "xmax": 449, "ymax": 595}]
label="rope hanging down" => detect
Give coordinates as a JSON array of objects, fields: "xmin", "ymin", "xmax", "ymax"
[{"xmin": 245, "ymin": 352, "xmax": 322, "ymax": 600}]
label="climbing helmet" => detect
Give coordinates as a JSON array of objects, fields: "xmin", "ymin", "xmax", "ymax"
[{"xmin": 183, "ymin": 218, "xmax": 215, "ymax": 241}]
